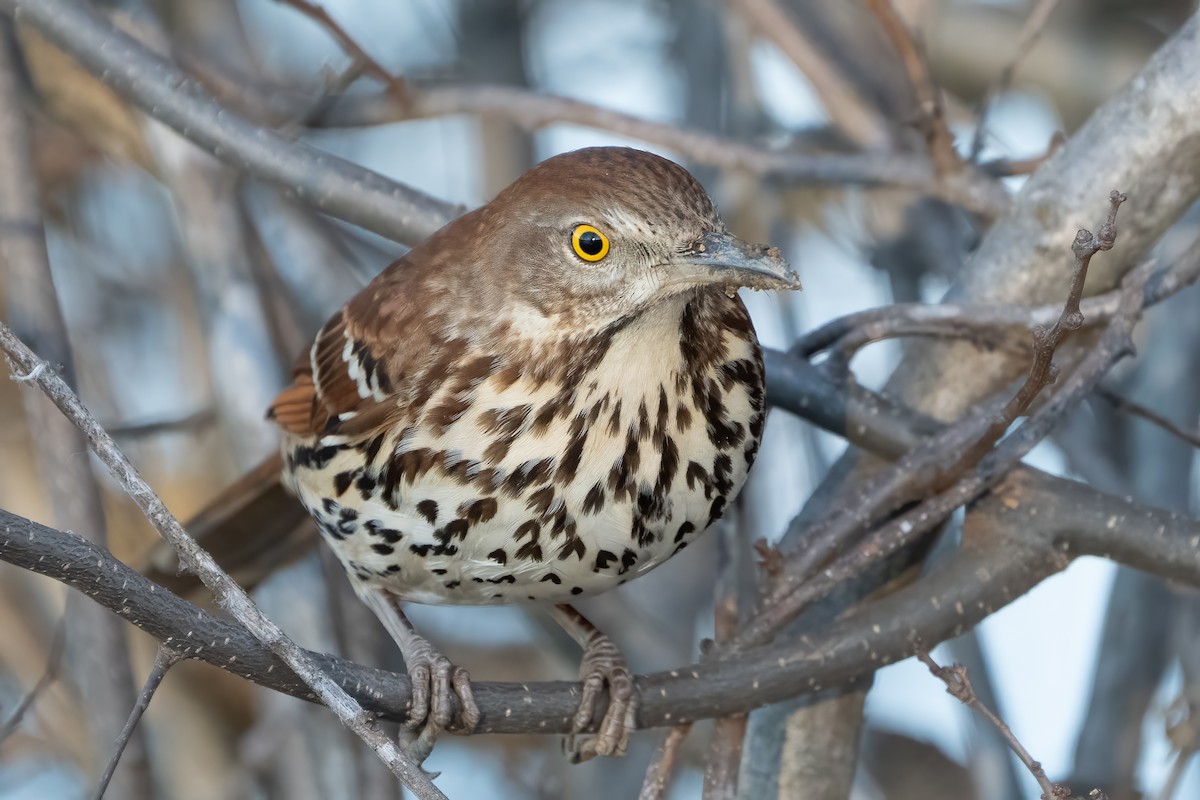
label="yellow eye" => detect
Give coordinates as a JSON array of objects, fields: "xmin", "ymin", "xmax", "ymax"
[{"xmin": 571, "ymin": 224, "xmax": 609, "ymax": 262}]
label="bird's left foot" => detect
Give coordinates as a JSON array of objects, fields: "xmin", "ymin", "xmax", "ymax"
[
  {"xmin": 361, "ymin": 589, "xmax": 480, "ymax": 764},
  {"xmin": 552, "ymin": 604, "xmax": 638, "ymax": 762}
]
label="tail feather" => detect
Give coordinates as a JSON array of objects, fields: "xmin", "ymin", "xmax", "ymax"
[{"xmin": 142, "ymin": 453, "xmax": 319, "ymax": 596}]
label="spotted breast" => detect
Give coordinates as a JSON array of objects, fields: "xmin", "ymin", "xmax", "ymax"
[{"xmin": 279, "ymin": 287, "xmax": 764, "ymax": 605}]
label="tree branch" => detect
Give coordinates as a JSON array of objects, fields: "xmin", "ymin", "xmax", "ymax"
[
  {"xmin": 90, "ymin": 647, "xmax": 180, "ymax": 800},
  {"xmin": 2, "ymin": 0, "xmax": 461, "ymax": 245},
  {"xmin": 3, "ymin": 460, "xmax": 1199, "ymax": 734},
  {"xmin": 917, "ymin": 650, "xmax": 1058, "ymax": 799},
  {"xmin": 0, "ymin": 323, "xmax": 444, "ymax": 799}
]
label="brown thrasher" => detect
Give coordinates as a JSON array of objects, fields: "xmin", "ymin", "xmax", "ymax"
[{"xmin": 163, "ymin": 147, "xmax": 800, "ymax": 762}]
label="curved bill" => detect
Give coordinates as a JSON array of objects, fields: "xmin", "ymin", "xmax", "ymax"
[{"xmin": 671, "ymin": 231, "xmax": 802, "ymax": 292}]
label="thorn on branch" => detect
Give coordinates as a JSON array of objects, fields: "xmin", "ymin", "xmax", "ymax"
[{"xmin": 754, "ymin": 538, "xmax": 785, "ymax": 581}]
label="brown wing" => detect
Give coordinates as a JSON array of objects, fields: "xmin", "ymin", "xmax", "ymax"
[
  {"xmin": 267, "ymin": 268, "xmax": 431, "ymax": 440},
  {"xmin": 267, "ymin": 206, "xmax": 491, "ymax": 440}
]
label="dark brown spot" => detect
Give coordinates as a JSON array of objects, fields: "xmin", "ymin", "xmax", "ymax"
[
  {"xmin": 515, "ymin": 520, "xmax": 540, "ymax": 543},
  {"xmin": 554, "ymin": 413, "xmax": 589, "ymax": 483},
  {"xmin": 503, "ymin": 458, "xmax": 554, "ymax": 497},
  {"xmin": 488, "ymin": 548, "xmax": 508, "ymax": 565},
  {"xmin": 516, "ymin": 540, "xmax": 544, "ymax": 561},
  {"xmin": 459, "ymin": 497, "xmax": 499, "ymax": 524},
  {"xmin": 478, "ymin": 404, "xmax": 531, "ymax": 436},
  {"xmin": 333, "ymin": 470, "xmax": 356, "ymax": 496},
  {"xmin": 416, "ymin": 499, "xmax": 438, "ymax": 525},
  {"xmin": 557, "ymin": 535, "xmax": 586, "ymax": 561},
  {"xmin": 582, "ymin": 482, "xmax": 606, "ymax": 515},
  {"xmin": 607, "ymin": 399, "xmax": 623, "ymax": 437},
  {"xmin": 708, "ymin": 496, "xmax": 727, "ymax": 525},
  {"xmin": 676, "ymin": 403, "xmax": 693, "ymax": 432},
  {"xmin": 637, "ymin": 400, "xmax": 651, "ymax": 441},
  {"xmin": 526, "ymin": 486, "xmax": 556, "ymax": 516},
  {"xmin": 656, "ymin": 436, "xmax": 679, "ymax": 494}
]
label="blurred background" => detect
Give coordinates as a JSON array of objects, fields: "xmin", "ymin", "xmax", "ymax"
[{"xmin": 1, "ymin": 0, "xmax": 1199, "ymax": 798}]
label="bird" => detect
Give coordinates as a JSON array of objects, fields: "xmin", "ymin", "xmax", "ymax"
[{"xmin": 176, "ymin": 146, "xmax": 800, "ymax": 762}]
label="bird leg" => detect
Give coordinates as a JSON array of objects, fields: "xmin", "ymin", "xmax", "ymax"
[
  {"xmin": 551, "ymin": 603, "xmax": 638, "ymax": 762},
  {"xmin": 361, "ymin": 589, "xmax": 479, "ymax": 763}
]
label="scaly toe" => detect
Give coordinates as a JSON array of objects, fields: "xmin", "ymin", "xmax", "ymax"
[
  {"xmin": 453, "ymin": 667, "xmax": 480, "ymax": 732},
  {"xmin": 406, "ymin": 663, "xmax": 432, "ymax": 731},
  {"xmin": 429, "ymin": 656, "xmax": 455, "ymax": 730}
]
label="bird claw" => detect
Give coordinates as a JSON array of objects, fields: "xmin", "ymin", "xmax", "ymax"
[
  {"xmin": 563, "ymin": 633, "xmax": 637, "ymax": 762},
  {"xmin": 400, "ymin": 635, "xmax": 479, "ymax": 763}
]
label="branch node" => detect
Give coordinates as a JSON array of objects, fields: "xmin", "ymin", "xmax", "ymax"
[
  {"xmin": 10, "ymin": 360, "xmax": 47, "ymax": 383},
  {"xmin": 1072, "ymin": 228, "xmax": 1095, "ymax": 258},
  {"xmin": 1098, "ymin": 191, "xmax": 1128, "ymax": 250}
]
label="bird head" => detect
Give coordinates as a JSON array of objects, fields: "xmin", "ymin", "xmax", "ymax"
[{"xmin": 441, "ymin": 147, "xmax": 801, "ymax": 330}]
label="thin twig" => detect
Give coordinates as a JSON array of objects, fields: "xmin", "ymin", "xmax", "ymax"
[
  {"xmin": 90, "ymin": 647, "xmax": 180, "ymax": 800},
  {"xmin": 702, "ymin": 519, "xmax": 749, "ymax": 799},
  {"xmin": 7, "ymin": 0, "xmax": 461, "ymax": 245},
  {"xmin": 273, "ymin": 0, "xmax": 406, "ymax": 101},
  {"xmin": 1095, "ymin": 387, "xmax": 1200, "ymax": 450},
  {"xmin": 738, "ymin": 242, "xmax": 1149, "ymax": 649},
  {"xmin": 916, "ymin": 650, "xmax": 1060, "ymax": 799},
  {"xmin": 0, "ymin": 617, "xmax": 65, "ymax": 744},
  {"xmin": 106, "ymin": 408, "xmax": 217, "ymax": 439},
  {"xmin": 1155, "ymin": 746, "xmax": 1197, "ymax": 800},
  {"xmin": 783, "ymin": 191, "xmax": 1124, "ymax": 592},
  {"xmin": 866, "ymin": 0, "xmax": 960, "ymax": 176},
  {"xmin": 184, "ymin": 43, "xmax": 1000, "ymax": 208},
  {"xmin": 970, "ymin": 0, "xmax": 1064, "ymax": 161},
  {"xmin": 730, "ymin": 0, "xmax": 889, "ymax": 147},
  {"xmin": 980, "ymin": 131, "xmax": 1065, "ymax": 177},
  {"xmin": 0, "ymin": 21, "xmax": 150, "ymax": 793},
  {"xmin": 638, "ymin": 723, "xmax": 694, "ymax": 800},
  {"xmin": 0, "ymin": 323, "xmax": 446, "ymax": 800},
  {"xmin": 792, "ymin": 256, "xmax": 1131, "ymax": 360}
]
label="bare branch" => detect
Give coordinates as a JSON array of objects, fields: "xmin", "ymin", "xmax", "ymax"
[
  {"xmin": 0, "ymin": 323, "xmax": 445, "ymax": 799},
  {"xmin": 770, "ymin": 193, "xmax": 1124, "ymax": 601},
  {"xmin": 638, "ymin": 724, "xmax": 693, "ymax": 800},
  {"xmin": 0, "ymin": 20, "xmax": 150, "ymax": 794},
  {"xmin": 740, "ymin": 255, "xmax": 1152, "ymax": 648},
  {"xmin": 970, "ymin": 0, "xmax": 1065, "ymax": 161},
  {"xmin": 105, "ymin": 409, "xmax": 217, "ymax": 440},
  {"xmin": 0, "ymin": 617, "xmax": 65, "ymax": 744},
  {"xmin": 729, "ymin": 0, "xmax": 889, "ymax": 148},
  {"xmin": 90, "ymin": 647, "xmax": 180, "ymax": 800},
  {"xmin": 185, "ymin": 54, "xmax": 1008, "ymax": 210},
  {"xmin": 273, "ymin": 0, "xmax": 405, "ymax": 98},
  {"xmin": 4, "ymin": 456, "xmax": 1199, "ymax": 734},
  {"xmin": 916, "ymin": 650, "xmax": 1059, "ymax": 799},
  {"xmin": 702, "ymin": 521, "xmax": 749, "ymax": 799},
  {"xmin": 3, "ymin": 0, "xmax": 461, "ymax": 245},
  {"xmin": 866, "ymin": 0, "xmax": 960, "ymax": 176},
  {"xmin": 1095, "ymin": 387, "xmax": 1200, "ymax": 450}
]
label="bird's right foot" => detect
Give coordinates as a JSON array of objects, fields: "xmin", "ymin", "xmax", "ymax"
[{"xmin": 397, "ymin": 632, "xmax": 479, "ymax": 763}]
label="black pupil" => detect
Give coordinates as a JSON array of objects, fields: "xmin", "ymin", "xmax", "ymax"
[{"xmin": 578, "ymin": 230, "xmax": 603, "ymax": 256}]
